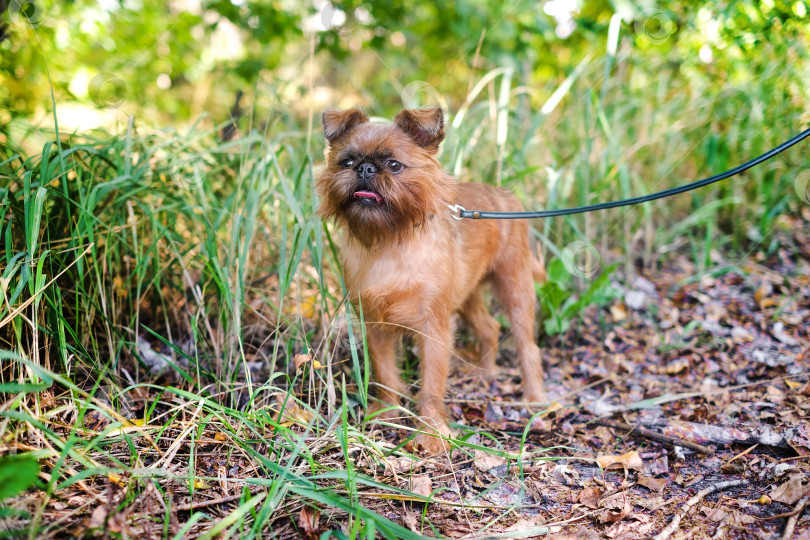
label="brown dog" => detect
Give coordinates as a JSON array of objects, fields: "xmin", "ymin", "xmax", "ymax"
[{"xmin": 318, "ymin": 107, "xmax": 546, "ymax": 454}]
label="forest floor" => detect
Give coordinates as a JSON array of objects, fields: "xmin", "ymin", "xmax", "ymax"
[
  {"xmin": 331, "ymin": 214, "xmax": 810, "ymax": 539},
  {"xmin": 3, "ymin": 216, "xmax": 809, "ymax": 539}
]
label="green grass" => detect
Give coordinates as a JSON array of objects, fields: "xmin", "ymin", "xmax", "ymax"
[{"xmin": 1, "ymin": 43, "xmax": 809, "ymax": 537}]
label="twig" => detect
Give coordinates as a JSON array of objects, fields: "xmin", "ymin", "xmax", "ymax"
[
  {"xmin": 593, "ymin": 418, "xmax": 713, "ymax": 455},
  {"xmin": 652, "ymin": 479, "xmax": 748, "ymax": 540},
  {"xmin": 782, "ymin": 494, "xmax": 810, "ymax": 540},
  {"xmin": 174, "ymin": 489, "xmax": 263, "ymax": 512}
]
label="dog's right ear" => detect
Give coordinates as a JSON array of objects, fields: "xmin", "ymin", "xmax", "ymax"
[{"xmin": 323, "ymin": 109, "xmax": 369, "ymax": 143}]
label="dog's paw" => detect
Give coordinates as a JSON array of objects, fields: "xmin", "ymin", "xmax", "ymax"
[{"xmin": 413, "ymin": 432, "xmax": 451, "ymax": 456}]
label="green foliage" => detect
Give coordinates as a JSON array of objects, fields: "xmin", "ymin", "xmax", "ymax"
[
  {"xmin": 0, "ymin": 455, "xmax": 40, "ymax": 501},
  {"xmin": 537, "ymin": 259, "xmax": 621, "ymax": 335}
]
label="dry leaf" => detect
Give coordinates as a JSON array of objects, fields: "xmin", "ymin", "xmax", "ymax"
[
  {"xmin": 770, "ymin": 474, "xmax": 809, "ymax": 505},
  {"xmin": 772, "ymin": 321, "xmax": 799, "ymax": 345},
  {"xmin": 294, "ymin": 353, "xmax": 313, "ymax": 371},
  {"xmin": 597, "ymin": 450, "xmax": 643, "ymax": 471},
  {"xmin": 273, "ymin": 402, "xmax": 315, "ymax": 427},
  {"xmin": 702, "ymin": 507, "xmax": 728, "ymax": 521},
  {"xmin": 403, "ymin": 510, "xmax": 420, "ymax": 532},
  {"xmin": 473, "ymin": 450, "xmax": 506, "ymax": 472},
  {"xmin": 610, "ymin": 303, "xmax": 627, "ymax": 321},
  {"xmin": 578, "ymin": 487, "xmax": 603, "ymax": 509},
  {"xmin": 410, "ymin": 475, "xmax": 433, "ymax": 498},
  {"xmin": 381, "ymin": 456, "xmax": 414, "ymax": 476},
  {"xmin": 107, "ymin": 473, "xmax": 127, "ymax": 488},
  {"xmin": 729, "ymin": 511, "xmax": 757, "ymax": 525},
  {"xmin": 217, "ymin": 465, "xmax": 228, "ymax": 495},
  {"xmin": 664, "ymin": 358, "xmax": 689, "ymax": 374},
  {"xmin": 605, "ymin": 514, "xmax": 655, "ymax": 538},
  {"xmin": 552, "ymin": 464, "xmax": 580, "ymax": 486},
  {"xmin": 299, "ymin": 505, "xmax": 320, "ymax": 538},
  {"xmin": 599, "ymin": 493, "xmax": 632, "ymax": 524},
  {"xmin": 637, "ymin": 474, "xmax": 667, "ymax": 494},
  {"xmin": 89, "ymin": 505, "xmax": 109, "ymax": 529}
]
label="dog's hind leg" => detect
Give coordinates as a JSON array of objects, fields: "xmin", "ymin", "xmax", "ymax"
[{"xmin": 458, "ymin": 287, "xmax": 500, "ymax": 376}]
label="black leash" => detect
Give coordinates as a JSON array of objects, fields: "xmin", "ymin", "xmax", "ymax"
[{"xmin": 448, "ymin": 127, "xmax": 810, "ymax": 220}]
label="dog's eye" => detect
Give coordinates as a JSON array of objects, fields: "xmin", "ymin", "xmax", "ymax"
[
  {"xmin": 386, "ymin": 160, "xmax": 403, "ymax": 173},
  {"xmin": 339, "ymin": 158, "xmax": 355, "ymax": 168}
]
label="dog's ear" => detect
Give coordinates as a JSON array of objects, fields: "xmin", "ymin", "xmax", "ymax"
[
  {"xmin": 394, "ymin": 107, "xmax": 444, "ymax": 151},
  {"xmin": 323, "ymin": 109, "xmax": 369, "ymax": 143}
]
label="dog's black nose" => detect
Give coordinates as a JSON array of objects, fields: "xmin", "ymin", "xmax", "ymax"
[{"xmin": 356, "ymin": 162, "xmax": 377, "ymax": 179}]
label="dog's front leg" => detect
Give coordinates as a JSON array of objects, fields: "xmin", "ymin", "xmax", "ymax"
[
  {"xmin": 414, "ymin": 320, "xmax": 453, "ymax": 455},
  {"xmin": 366, "ymin": 325, "xmax": 405, "ymax": 420}
]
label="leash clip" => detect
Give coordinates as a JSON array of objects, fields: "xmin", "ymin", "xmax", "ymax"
[{"xmin": 446, "ymin": 203, "xmax": 466, "ymax": 221}]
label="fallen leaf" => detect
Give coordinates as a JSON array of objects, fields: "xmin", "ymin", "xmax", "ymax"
[
  {"xmin": 294, "ymin": 353, "xmax": 313, "ymax": 371},
  {"xmin": 664, "ymin": 358, "xmax": 689, "ymax": 374},
  {"xmin": 731, "ymin": 326, "xmax": 754, "ymax": 343},
  {"xmin": 380, "ymin": 456, "xmax": 414, "ymax": 476},
  {"xmin": 637, "ymin": 474, "xmax": 667, "ymax": 494},
  {"xmin": 770, "ymin": 474, "xmax": 809, "ymax": 505},
  {"xmin": 403, "ymin": 510, "xmax": 419, "ymax": 533},
  {"xmin": 702, "ymin": 507, "xmax": 728, "ymax": 521},
  {"xmin": 552, "ymin": 464, "xmax": 580, "ymax": 486},
  {"xmin": 610, "ymin": 303, "xmax": 627, "ymax": 321},
  {"xmin": 107, "ymin": 473, "xmax": 127, "ymax": 488},
  {"xmin": 89, "ymin": 505, "xmax": 108, "ymax": 529},
  {"xmin": 597, "ymin": 451, "xmax": 643, "ymax": 471},
  {"xmin": 599, "ymin": 493, "xmax": 632, "ymax": 524},
  {"xmin": 605, "ymin": 514, "xmax": 655, "ymax": 538},
  {"xmin": 578, "ymin": 487, "xmax": 603, "ymax": 509},
  {"xmin": 473, "ymin": 450, "xmax": 506, "ymax": 472},
  {"xmin": 772, "ymin": 321, "xmax": 799, "ymax": 345},
  {"xmin": 755, "ymin": 281, "xmax": 775, "ymax": 309},
  {"xmin": 273, "ymin": 401, "xmax": 315, "ymax": 427},
  {"xmin": 298, "ymin": 505, "xmax": 320, "ymax": 538},
  {"xmin": 730, "ymin": 511, "xmax": 757, "ymax": 525},
  {"xmin": 410, "ymin": 475, "xmax": 433, "ymax": 498}
]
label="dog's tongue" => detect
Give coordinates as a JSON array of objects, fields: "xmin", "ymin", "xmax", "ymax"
[{"xmin": 353, "ymin": 190, "xmax": 382, "ymax": 203}]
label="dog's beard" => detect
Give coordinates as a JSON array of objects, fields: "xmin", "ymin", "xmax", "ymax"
[{"xmin": 318, "ymin": 170, "xmax": 455, "ymax": 248}]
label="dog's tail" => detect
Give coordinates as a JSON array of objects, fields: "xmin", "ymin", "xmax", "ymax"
[{"xmin": 532, "ymin": 251, "xmax": 547, "ymax": 283}]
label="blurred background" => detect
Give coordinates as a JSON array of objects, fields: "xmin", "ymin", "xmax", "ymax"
[{"xmin": 3, "ymin": 0, "xmax": 808, "ymax": 136}]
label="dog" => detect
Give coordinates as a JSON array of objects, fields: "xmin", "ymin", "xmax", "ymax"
[{"xmin": 317, "ymin": 106, "xmax": 547, "ymax": 454}]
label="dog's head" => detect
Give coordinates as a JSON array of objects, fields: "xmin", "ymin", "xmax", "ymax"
[{"xmin": 317, "ymin": 107, "xmax": 455, "ymax": 246}]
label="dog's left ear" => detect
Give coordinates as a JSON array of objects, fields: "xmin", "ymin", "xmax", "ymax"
[{"xmin": 394, "ymin": 107, "xmax": 444, "ymax": 151}]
